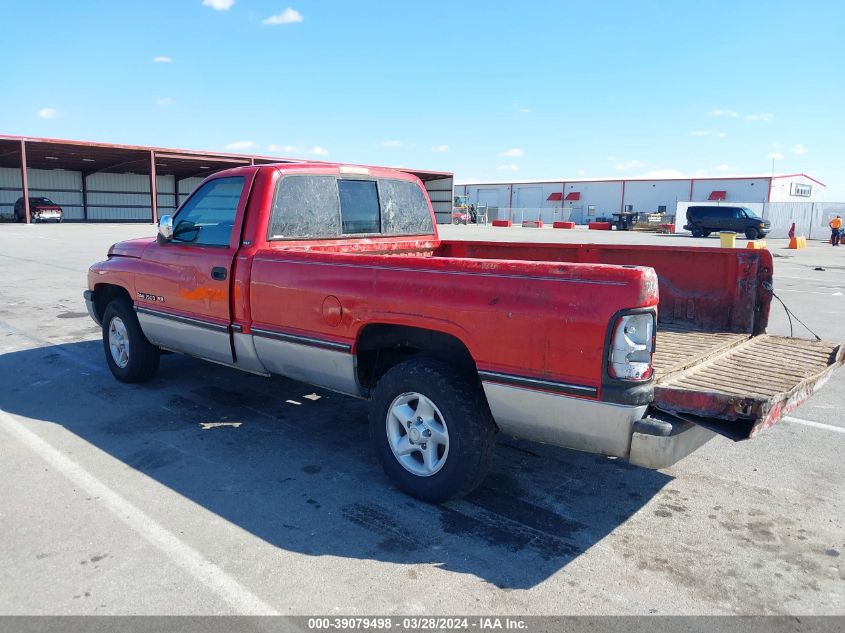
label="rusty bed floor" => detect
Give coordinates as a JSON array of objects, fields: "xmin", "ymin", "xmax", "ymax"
[{"xmin": 654, "ymin": 324, "xmax": 840, "ymax": 399}]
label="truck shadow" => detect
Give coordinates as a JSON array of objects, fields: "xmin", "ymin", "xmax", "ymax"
[{"xmin": 0, "ymin": 340, "xmax": 672, "ymax": 590}]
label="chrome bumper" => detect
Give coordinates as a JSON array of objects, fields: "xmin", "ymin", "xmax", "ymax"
[
  {"xmin": 83, "ymin": 290, "xmax": 101, "ymax": 327},
  {"xmin": 628, "ymin": 416, "xmax": 716, "ymax": 469}
]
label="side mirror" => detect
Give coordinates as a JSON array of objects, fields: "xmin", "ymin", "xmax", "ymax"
[{"xmin": 158, "ymin": 215, "xmax": 173, "ymax": 241}]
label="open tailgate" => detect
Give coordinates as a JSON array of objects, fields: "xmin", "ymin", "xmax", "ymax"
[{"xmin": 653, "ymin": 333, "xmax": 844, "ymax": 439}]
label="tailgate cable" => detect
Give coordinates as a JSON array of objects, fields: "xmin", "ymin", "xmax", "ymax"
[{"xmin": 763, "ymin": 281, "xmax": 821, "ymax": 341}]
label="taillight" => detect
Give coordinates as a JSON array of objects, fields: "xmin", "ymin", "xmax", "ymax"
[{"xmin": 608, "ymin": 312, "xmax": 655, "ymax": 380}]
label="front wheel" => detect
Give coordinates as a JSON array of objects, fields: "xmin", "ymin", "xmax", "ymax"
[
  {"xmin": 452, "ymin": 217, "xmax": 461, "ymax": 225},
  {"xmin": 369, "ymin": 358, "xmax": 497, "ymax": 503},
  {"xmin": 691, "ymin": 227, "xmax": 703, "ymax": 238},
  {"xmin": 102, "ymin": 298, "xmax": 160, "ymax": 383},
  {"xmin": 745, "ymin": 227, "xmax": 759, "ymax": 240}
]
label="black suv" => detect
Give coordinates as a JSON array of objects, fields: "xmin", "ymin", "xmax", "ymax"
[{"xmin": 684, "ymin": 205, "xmax": 770, "ymax": 239}]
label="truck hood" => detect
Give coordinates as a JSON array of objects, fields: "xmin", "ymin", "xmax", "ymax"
[{"xmin": 108, "ymin": 237, "xmax": 155, "ymax": 258}]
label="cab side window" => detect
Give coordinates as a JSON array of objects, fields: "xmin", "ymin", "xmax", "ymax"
[{"xmin": 172, "ymin": 176, "xmax": 245, "ymax": 247}]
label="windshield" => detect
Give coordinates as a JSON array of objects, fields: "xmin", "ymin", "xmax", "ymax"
[
  {"xmin": 31, "ymin": 197, "xmax": 54, "ymax": 205},
  {"xmin": 741, "ymin": 207, "xmax": 759, "ymax": 218}
]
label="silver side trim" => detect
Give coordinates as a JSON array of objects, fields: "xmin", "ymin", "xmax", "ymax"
[
  {"xmin": 137, "ymin": 311, "xmax": 234, "ymax": 365},
  {"xmin": 482, "ymin": 381, "xmax": 647, "ymax": 458},
  {"xmin": 251, "ymin": 327, "xmax": 351, "ymax": 352},
  {"xmin": 232, "ymin": 332, "xmax": 270, "ymax": 376},
  {"xmin": 478, "ymin": 370, "xmax": 598, "ymax": 398},
  {"xmin": 135, "ymin": 306, "xmax": 229, "ymax": 332},
  {"xmin": 253, "ymin": 335, "xmax": 362, "ymax": 397}
]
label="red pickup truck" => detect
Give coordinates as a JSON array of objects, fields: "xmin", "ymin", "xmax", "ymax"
[{"xmin": 85, "ymin": 163, "xmax": 844, "ymax": 502}]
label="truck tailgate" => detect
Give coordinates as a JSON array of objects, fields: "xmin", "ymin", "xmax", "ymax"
[{"xmin": 652, "ymin": 326, "xmax": 844, "ymax": 439}]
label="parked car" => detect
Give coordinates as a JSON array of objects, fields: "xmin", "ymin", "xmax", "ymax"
[
  {"xmin": 14, "ymin": 197, "xmax": 64, "ymax": 223},
  {"xmin": 684, "ymin": 205, "xmax": 770, "ymax": 239},
  {"xmin": 84, "ymin": 163, "xmax": 843, "ymax": 502}
]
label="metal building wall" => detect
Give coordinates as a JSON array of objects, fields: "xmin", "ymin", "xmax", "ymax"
[
  {"xmin": 769, "ymin": 175, "xmax": 825, "ymax": 202},
  {"xmin": 177, "ymin": 177, "xmax": 205, "ymax": 206},
  {"xmin": 690, "ymin": 178, "xmax": 769, "ymax": 203},
  {"xmin": 423, "ymin": 176, "xmax": 454, "ymax": 224},
  {"xmin": 622, "ymin": 180, "xmax": 692, "ymax": 215},
  {"xmin": 85, "ymin": 172, "xmax": 153, "ymax": 221},
  {"xmin": 0, "ymin": 167, "xmax": 84, "ymax": 220},
  {"xmin": 563, "ymin": 181, "xmax": 623, "ymax": 224},
  {"xmin": 0, "ymin": 167, "xmax": 21, "ymax": 219}
]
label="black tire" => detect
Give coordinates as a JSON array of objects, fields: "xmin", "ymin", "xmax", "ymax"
[
  {"xmin": 745, "ymin": 227, "xmax": 759, "ymax": 240},
  {"xmin": 702, "ymin": 230, "xmax": 712, "ymax": 238},
  {"xmin": 369, "ymin": 357, "xmax": 497, "ymax": 503},
  {"xmin": 102, "ymin": 298, "xmax": 160, "ymax": 383},
  {"xmin": 452, "ymin": 217, "xmax": 461, "ymax": 225},
  {"xmin": 691, "ymin": 227, "xmax": 703, "ymax": 238}
]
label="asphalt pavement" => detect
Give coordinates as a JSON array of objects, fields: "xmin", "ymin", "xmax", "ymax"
[{"xmin": 0, "ymin": 222, "xmax": 842, "ymax": 615}]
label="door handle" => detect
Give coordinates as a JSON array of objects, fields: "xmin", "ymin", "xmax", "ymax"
[{"xmin": 211, "ymin": 267, "xmax": 227, "ymax": 281}]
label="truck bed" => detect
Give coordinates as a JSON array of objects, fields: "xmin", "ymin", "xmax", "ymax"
[{"xmin": 653, "ymin": 325, "xmax": 844, "ymax": 439}]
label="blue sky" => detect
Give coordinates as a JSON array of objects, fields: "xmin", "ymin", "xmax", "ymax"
[{"xmin": 3, "ymin": 1, "xmax": 844, "ymax": 197}]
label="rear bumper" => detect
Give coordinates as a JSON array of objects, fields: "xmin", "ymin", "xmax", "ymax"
[
  {"xmin": 481, "ymin": 380, "xmax": 715, "ymax": 469},
  {"xmin": 628, "ymin": 416, "xmax": 715, "ymax": 469},
  {"xmin": 83, "ymin": 290, "xmax": 101, "ymax": 326}
]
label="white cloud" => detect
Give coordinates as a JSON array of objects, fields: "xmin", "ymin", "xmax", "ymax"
[
  {"xmin": 268, "ymin": 144, "xmax": 298, "ymax": 153},
  {"xmin": 709, "ymin": 109, "xmax": 739, "ymax": 118},
  {"xmin": 311, "ymin": 146, "xmax": 329, "ymax": 156},
  {"xmin": 714, "ymin": 163, "xmax": 732, "ymax": 172},
  {"xmin": 38, "ymin": 108, "xmax": 57, "ymax": 119},
  {"xmin": 577, "ymin": 169, "xmax": 586, "ymax": 176},
  {"xmin": 496, "ymin": 164, "xmax": 520, "ymax": 171},
  {"xmin": 224, "ymin": 140, "xmax": 259, "ymax": 151},
  {"xmin": 263, "ymin": 7, "xmax": 303, "ymax": 25},
  {"xmin": 690, "ymin": 130, "xmax": 727, "ymax": 138},
  {"xmin": 518, "ymin": 108, "xmax": 533, "ymax": 113},
  {"xmin": 606, "ymin": 155, "xmax": 616, "ymax": 161},
  {"xmin": 792, "ymin": 143, "xmax": 808, "ymax": 155},
  {"xmin": 153, "ymin": 56, "xmax": 172, "ymax": 63},
  {"xmin": 767, "ymin": 151, "xmax": 784, "ymax": 160},
  {"xmin": 202, "ymin": 0, "xmax": 235, "ymax": 10},
  {"xmin": 156, "ymin": 97, "xmax": 173, "ymax": 106},
  {"xmin": 615, "ymin": 160, "xmax": 643, "ymax": 170},
  {"xmin": 379, "ymin": 140, "xmax": 403, "ymax": 148},
  {"xmin": 430, "ymin": 144, "xmax": 449, "ymax": 153},
  {"xmin": 499, "ymin": 148, "xmax": 523, "ymax": 157},
  {"xmin": 746, "ymin": 112, "xmax": 774, "ymax": 122}
]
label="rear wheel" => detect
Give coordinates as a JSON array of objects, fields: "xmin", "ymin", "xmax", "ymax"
[
  {"xmin": 691, "ymin": 227, "xmax": 703, "ymax": 238},
  {"xmin": 102, "ymin": 298, "xmax": 160, "ymax": 383},
  {"xmin": 745, "ymin": 227, "xmax": 759, "ymax": 240},
  {"xmin": 369, "ymin": 357, "xmax": 497, "ymax": 503},
  {"xmin": 452, "ymin": 217, "xmax": 461, "ymax": 225}
]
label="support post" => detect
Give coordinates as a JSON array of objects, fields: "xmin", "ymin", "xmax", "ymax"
[
  {"xmin": 20, "ymin": 140, "xmax": 30, "ymax": 224},
  {"xmin": 149, "ymin": 150, "xmax": 158, "ymax": 224},
  {"xmin": 81, "ymin": 172, "xmax": 89, "ymax": 221}
]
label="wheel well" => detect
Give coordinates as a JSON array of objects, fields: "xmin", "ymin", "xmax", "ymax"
[
  {"xmin": 93, "ymin": 284, "xmax": 132, "ymax": 322},
  {"xmin": 356, "ymin": 324, "xmax": 476, "ymax": 389}
]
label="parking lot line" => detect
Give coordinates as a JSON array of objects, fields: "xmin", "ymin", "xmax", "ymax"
[
  {"xmin": 0, "ymin": 408, "xmax": 281, "ymax": 616},
  {"xmin": 782, "ymin": 416, "xmax": 845, "ymax": 434}
]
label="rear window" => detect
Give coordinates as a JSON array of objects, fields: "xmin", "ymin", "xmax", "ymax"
[
  {"xmin": 338, "ymin": 179, "xmax": 380, "ymax": 234},
  {"xmin": 268, "ymin": 174, "xmax": 433, "ymax": 240},
  {"xmin": 378, "ymin": 179, "xmax": 434, "ymax": 235},
  {"xmin": 268, "ymin": 175, "xmax": 340, "ymax": 239}
]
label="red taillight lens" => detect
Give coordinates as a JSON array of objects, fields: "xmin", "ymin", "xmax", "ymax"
[{"xmin": 608, "ymin": 312, "xmax": 655, "ymax": 381}]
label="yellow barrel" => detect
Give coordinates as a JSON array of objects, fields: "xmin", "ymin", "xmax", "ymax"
[{"xmin": 719, "ymin": 231, "xmax": 737, "ymax": 248}]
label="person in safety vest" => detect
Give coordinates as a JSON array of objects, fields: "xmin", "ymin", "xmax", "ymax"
[{"xmin": 830, "ymin": 215, "xmax": 843, "ymax": 246}]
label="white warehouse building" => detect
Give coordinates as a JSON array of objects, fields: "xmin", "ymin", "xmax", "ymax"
[{"xmin": 454, "ymin": 173, "xmax": 825, "ymax": 226}]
